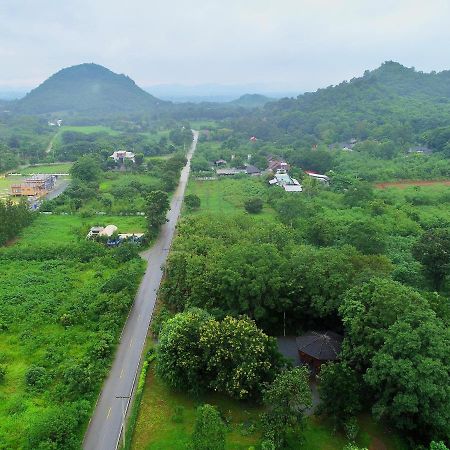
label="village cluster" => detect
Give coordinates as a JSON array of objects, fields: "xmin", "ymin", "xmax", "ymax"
[{"xmin": 214, "ymin": 153, "xmax": 329, "ymax": 192}]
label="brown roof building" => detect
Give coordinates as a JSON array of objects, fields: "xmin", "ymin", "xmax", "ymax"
[{"xmin": 277, "ymin": 331, "xmax": 343, "ymax": 375}]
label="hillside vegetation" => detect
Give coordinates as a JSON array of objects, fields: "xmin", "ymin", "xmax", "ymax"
[
  {"xmin": 14, "ymin": 63, "xmax": 166, "ymax": 115},
  {"xmin": 231, "ymin": 61, "xmax": 450, "ymax": 150}
]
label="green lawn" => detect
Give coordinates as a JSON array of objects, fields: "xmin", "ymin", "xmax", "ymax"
[{"xmin": 99, "ymin": 173, "xmax": 162, "ymax": 192}]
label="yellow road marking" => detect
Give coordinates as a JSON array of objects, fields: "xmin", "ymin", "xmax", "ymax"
[{"xmin": 107, "ymin": 407, "xmax": 111, "ymax": 419}]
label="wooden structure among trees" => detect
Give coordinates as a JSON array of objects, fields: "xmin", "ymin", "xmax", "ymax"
[
  {"xmin": 277, "ymin": 331, "xmax": 343, "ymax": 374},
  {"xmin": 297, "ymin": 331, "xmax": 343, "ymax": 373}
]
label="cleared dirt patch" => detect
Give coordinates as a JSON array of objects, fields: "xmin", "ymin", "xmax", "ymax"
[{"xmin": 375, "ymin": 180, "xmax": 450, "ymax": 189}]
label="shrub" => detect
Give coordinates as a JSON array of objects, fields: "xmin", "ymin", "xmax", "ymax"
[
  {"xmin": 185, "ymin": 194, "xmax": 201, "ymax": 210},
  {"xmin": 25, "ymin": 366, "xmax": 50, "ymax": 391},
  {"xmin": 244, "ymin": 197, "xmax": 263, "ymax": 214},
  {"xmin": 0, "ymin": 364, "xmax": 6, "ymax": 383},
  {"xmin": 192, "ymin": 404, "xmax": 226, "ymax": 450}
]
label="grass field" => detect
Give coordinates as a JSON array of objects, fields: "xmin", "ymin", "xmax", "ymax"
[
  {"xmin": 131, "ymin": 367, "xmax": 407, "ymax": 450},
  {"xmin": 16, "ymin": 214, "xmax": 146, "ymax": 247},
  {"xmin": 186, "ymin": 176, "xmax": 276, "ymax": 218},
  {"xmin": 99, "ymin": 173, "xmax": 162, "ymax": 192},
  {"xmin": 0, "ymin": 209, "xmax": 147, "ymax": 448},
  {"xmin": 59, "ymin": 125, "xmax": 120, "ymax": 135},
  {"xmin": 131, "ymin": 367, "xmax": 262, "ymax": 450},
  {"xmin": 21, "ymin": 163, "xmax": 73, "ymax": 174}
]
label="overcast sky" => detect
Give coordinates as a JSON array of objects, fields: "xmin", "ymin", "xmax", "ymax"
[{"xmin": 1, "ymin": 0, "xmax": 450, "ymax": 92}]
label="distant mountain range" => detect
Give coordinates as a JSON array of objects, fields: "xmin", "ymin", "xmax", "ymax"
[
  {"xmin": 13, "ymin": 63, "xmax": 167, "ymax": 115},
  {"xmin": 144, "ymin": 83, "xmax": 298, "ymax": 103}
]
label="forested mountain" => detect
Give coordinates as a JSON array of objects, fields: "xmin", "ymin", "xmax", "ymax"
[
  {"xmin": 13, "ymin": 63, "xmax": 167, "ymax": 115},
  {"xmin": 231, "ymin": 61, "xmax": 450, "ymax": 147}
]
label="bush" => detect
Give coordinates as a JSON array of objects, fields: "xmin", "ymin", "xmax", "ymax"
[
  {"xmin": 191, "ymin": 404, "xmax": 226, "ymax": 450},
  {"xmin": 185, "ymin": 194, "xmax": 201, "ymax": 210},
  {"xmin": 25, "ymin": 366, "xmax": 50, "ymax": 391},
  {"xmin": 244, "ymin": 197, "xmax": 263, "ymax": 214},
  {"xmin": 0, "ymin": 364, "xmax": 6, "ymax": 383}
]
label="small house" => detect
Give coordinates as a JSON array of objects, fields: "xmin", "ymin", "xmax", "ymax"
[
  {"xmin": 267, "ymin": 158, "xmax": 290, "ymax": 172},
  {"xmin": 269, "ymin": 169, "xmax": 303, "ymax": 192},
  {"xmin": 214, "ymin": 159, "xmax": 227, "ymax": 166},
  {"xmin": 408, "ymin": 145, "xmax": 433, "ymax": 155},
  {"xmin": 110, "ymin": 151, "xmax": 135, "ymax": 163},
  {"xmin": 245, "ymin": 165, "xmax": 261, "ymax": 176}
]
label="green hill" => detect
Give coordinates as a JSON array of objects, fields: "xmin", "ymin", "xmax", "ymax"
[
  {"xmin": 14, "ymin": 63, "xmax": 167, "ymax": 114},
  {"xmin": 230, "ymin": 93, "xmax": 273, "ymax": 108},
  {"xmin": 231, "ymin": 61, "xmax": 450, "ymax": 144}
]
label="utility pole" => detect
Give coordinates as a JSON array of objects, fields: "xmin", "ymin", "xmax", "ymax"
[{"xmin": 116, "ymin": 395, "xmax": 131, "ymax": 448}]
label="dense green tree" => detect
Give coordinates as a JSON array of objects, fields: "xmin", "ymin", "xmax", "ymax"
[
  {"xmin": 340, "ymin": 278, "xmax": 450, "ymax": 440},
  {"xmin": 318, "ymin": 362, "xmax": 361, "ymax": 428},
  {"xmin": 191, "ymin": 404, "xmax": 226, "ymax": 450},
  {"xmin": 412, "ymin": 228, "xmax": 450, "ymax": 290},
  {"xmin": 345, "ymin": 219, "xmax": 387, "ymax": 255},
  {"xmin": 261, "ymin": 367, "xmax": 312, "ymax": 449},
  {"xmin": 145, "ymin": 190, "xmax": 170, "ymax": 234},
  {"xmin": 70, "ymin": 155, "xmax": 102, "ymax": 182},
  {"xmin": 430, "ymin": 442, "xmax": 449, "ymax": 450},
  {"xmin": 200, "ymin": 316, "xmax": 281, "ymax": 399},
  {"xmin": 156, "ymin": 308, "xmax": 211, "ymax": 392},
  {"xmin": 364, "ymin": 314, "xmax": 449, "ymax": 440},
  {"xmin": 0, "ymin": 199, "xmax": 33, "ymax": 246}
]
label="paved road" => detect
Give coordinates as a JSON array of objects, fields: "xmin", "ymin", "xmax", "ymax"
[{"xmin": 83, "ymin": 131, "xmax": 198, "ymax": 450}]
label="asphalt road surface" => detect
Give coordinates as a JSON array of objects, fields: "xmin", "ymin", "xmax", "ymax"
[{"xmin": 83, "ymin": 131, "xmax": 198, "ymax": 450}]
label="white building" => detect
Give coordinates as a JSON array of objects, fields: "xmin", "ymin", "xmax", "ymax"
[
  {"xmin": 305, "ymin": 171, "xmax": 330, "ymax": 184},
  {"xmin": 110, "ymin": 151, "xmax": 135, "ymax": 163},
  {"xmin": 269, "ymin": 169, "xmax": 303, "ymax": 192}
]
